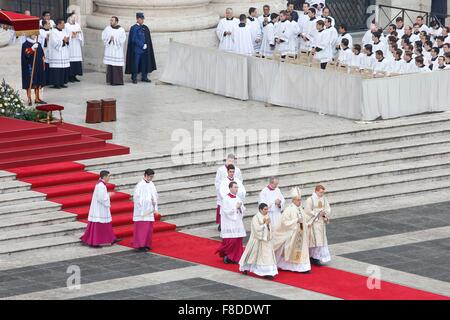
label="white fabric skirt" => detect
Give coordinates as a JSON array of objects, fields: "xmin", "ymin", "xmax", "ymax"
[
  {"xmin": 275, "ymin": 247, "xmax": 311, "ymax": 272},
  {"xmin": 239, "ymin": 263, "xmax": 278, "ymax": 276},
  {"xmin": 309, "ymin": 246, "xmax": 331, "ymax": 263}
]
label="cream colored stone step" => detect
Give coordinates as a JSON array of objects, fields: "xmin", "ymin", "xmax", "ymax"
[
  {"xmin": 0, "ymin": 221, "xmax": 85, "ymax": 245},
  {"xmin": 0, "ymin": 211, "xmax": 76, "ymax": 232},
  {"xmin": 0, "ymin": 190, "xmax": 46, "ymax": 207},
  {"xmin": 0, "ymin": 235, "xmax": 82, "ymax": 256},
  {"xmin": 0, "ymin": 201, "xmax": 61, "ymax": 218}
]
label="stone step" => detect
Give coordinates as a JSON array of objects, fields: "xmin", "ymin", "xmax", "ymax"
[
  {"xmin": 0, "ymin": 235, "xmax": 82, "ymax": 256},
  {"xmin": 0, "ymin": 211, "xmax": 76, "ymax": 232},
  {"xmin": 151, "ymin": 166, "xmax": 450, "ymax": 206},
  {"xmin": 0, "ymin": 170, "xmax": 16, "ymax": 183},
  {"xmin": 0, "ymin": 190, "xmax": 46, "ymax": 207},
  {"xmin": 159, "ymin": 177, "xmax": 450, "ymax": 220},
  {"xmin": 80, "ymin": 114, "xmax": 450, "ymax": 170},
  {"xmin": 0, "ymin": 201, "xmax": 61, "ymax": 218},
  {"xmin": 0, "ymin": 180, "xmax": 31, "ymax": 194},
  {"xmin": 114, "ymin": 143, "xmax": 450, "ymax": 193},
  {"xmin": 0, "ymin": 221, "xmax": 85, "ymax": 245},
  {"xmin": 167, "ymin": 184, "xmax": 450, "ymax": 230},
  {"xmin": 93, "ymin": 130, "xmax": 450, "ymax": 181}
]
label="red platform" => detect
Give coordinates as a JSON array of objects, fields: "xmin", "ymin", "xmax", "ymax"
[{"xmin": 0, "ymin": 117, "xmax": 128, "ymax": 169}]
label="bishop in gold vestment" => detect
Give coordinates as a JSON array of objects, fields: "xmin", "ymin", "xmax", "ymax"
[
  {"xmin": 272, "ymin": 187, "xmax": 311, "ymax": 273},
  {"xmin": 304, "ymin": 185, "xmax": 331, "ymax": 265}
]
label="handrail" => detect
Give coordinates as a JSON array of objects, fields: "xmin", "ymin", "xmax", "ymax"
[{"xmin": 377, "ymin": 4, "xmax": 450, "ymax": 30}]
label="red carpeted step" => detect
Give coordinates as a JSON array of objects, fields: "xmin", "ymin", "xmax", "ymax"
[
  {"xmin": 0, "ymin": 117, "xmax": 57, "ymax": 138},
  {"xmin": 113, "ymin": 221, "xmax": 176, "ymax": 238},
  {"xmin": 52, "ymin": 191, "xmax": 130, "ymax": 209},
  {"xmin": 0, "ymin": 129, "xmax": 82, "ymax": 149},
  {"xmin": 9, "ymin": 162, "xmax": 86, "ymax": 179},
  {"xmin": 35, "ymin": 182, "xmax": 116, "ymax": 199},
  {"xmin": 23, "ymin": 171, "xmax": 98, "ymax": 188},
  {"xmin": 66, "ymin": 200, "xmax": 134, "ymax": 219},
  {"xmin": 54, "ymin": 123, "xmax": 113, "ymax": 141},
  {"xmin": 0, "ymin": 136, "xmax": 106, "ymax": 159},
  {"xmin": 0, "ymin": 144, "xmax": 130, "ymax": 170}
]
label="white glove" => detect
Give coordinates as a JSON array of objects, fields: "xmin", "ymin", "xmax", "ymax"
[
  {"xmin": 32, "ymin": 43, "xmax": 39, "ymax": 50},
  {"xmin": 143, "ymin": 44, "xmax": 147, "ymax": 50}
]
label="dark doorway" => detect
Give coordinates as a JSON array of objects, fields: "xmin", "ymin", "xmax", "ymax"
[
  {"xmin": 431, "ymin": 0, "xmax": 448, "ymax": 25},
  {"xmin": 1, "ymin": 0, "xmax": 69, "ymax": 20},
  {"xmin": 292, "ymin": 0, "xmax": 375, "ymax": 31}
]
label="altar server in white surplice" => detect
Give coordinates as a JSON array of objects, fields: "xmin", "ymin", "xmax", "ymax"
[
  {"xmin": 232, "ymin": 14, "xmax": 254, "ymax": 56},
  {"xmin": 239, "ymin": 203, "xmax": 278, "ymax": 279},
  {"xmin": 218, "ymin": 164, "xmax": 246, "ymax": 206},
  {"xmin": 288, "ymin": 14, "xmax": 301, "ymax": 55},
  {"xmin": 216, "ymin": 181, "xmax": 246, "ymax": 264},
  {"xmin": 272, "ymin": 187, "xmax": 311, "ymax": 273},
  {"xmin": 217, "ymin": 8, "xmax": 239, "ymax": 52},
  {"xmin": 247, "ymin": 7, "xmax": 262, "ymax": 53},
  {"xmin": 299, "ymin": 7, "xmax": 318, "ymax": 51},
  {"xmin": 260, "ymin": 13, "xmax": 279, "ymax": 57},
  {"xmin": 274, "ymin": 11, "xmax": 293, "ymax": 56},
  {"xmin": 102, "ymin": 16, "xmax": 127, "ymax": 85},
  {"xmin": 373, "ymin": 50, "xmax": 389, "ymax": 74},
  {"xmin": 132, "ymin": 169, "xmax": 159, "ymax": 252},
  {"xmin": 258, "ymin": 177, "xmax": 285, "ymax": 229},
  {"xmin": 337, "ymin": 38, "xmax": 353, "ymax": 66},
  {"xmin": 65, "ymin": 13, "xmax": 84, "ymax": 83},
  {"xmin": 304, "ymin": 185, "xmax": 331, "ymax": 265},
  {"xmin": 80, "ymin": 170, "xmax": 118, "ymax": 247},
  {"xmin": 48, "ymin": 19, "xmax": 70, "ymax": 89},
  {"xmin": 311, "ymin": 19, "xmax": 332, "ymax": 69}
]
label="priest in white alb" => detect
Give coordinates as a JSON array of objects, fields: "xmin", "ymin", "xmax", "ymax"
[
  {"xmin": 217, "ymin": 8, "xmax": 239, "ymax": 52},
  {"xmin": 214, "ymin": 154, "xmax": 242, "ymax": 229},
  {"xmin": 102, "ymin": 16, "xmax": 127, "ymax": 85},
  {"xmin": 258, "ymin": 177, "xmax": 285, "ymax": 228},
  {"xmin": 239, "ymin": 203, "xmax": 278, "ymax": 279},
  {"xmin": 304, "ymin": 185, "xmax": 331, "ymax": 265},
  {"xmin": 247, "ymin": 7, "xmax": 262, "ymax": 53},
  {"xmin": 232, "ymin": 14, "xmax": 254, "ymax": 56},
  {"xmin": 80, "ymin": 170, "xmax": 119, "ymax": 247},
  {"xmin": 65, "ymin": 13, "xmax": 84, "ymax": 82},
  {"xmin": 216, "ymin": 181, "xmax": 246, "ymax": 264},
  {"xmin": 272, "ymin": 187, "xmax": 311, "ymax": 273},
  {"xmin": 132, "ymin": 169, "xmax": 158, "ymax": 252},
  {"xmin": 48, "ymin": 19, "xmax": 70, "ymax": 89}
]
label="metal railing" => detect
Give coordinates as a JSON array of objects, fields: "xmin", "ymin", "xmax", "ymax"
[{"xmin": 377, "ymin": 4, "xmax": 450, "ymax": 31}]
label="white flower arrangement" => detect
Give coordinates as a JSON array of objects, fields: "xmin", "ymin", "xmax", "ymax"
[{"xmin": 0, "ymin": 79, "xmax": 26, "ymax": 119}]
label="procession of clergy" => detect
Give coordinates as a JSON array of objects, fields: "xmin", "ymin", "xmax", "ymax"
[
  {"xmin": 81, "ymin": 153, "xmax": 331, "ymax": 280},
  {"xmin": 217, "ymin": 1, "xmax": 450, "ymax": 73},
  {"xmin": 11, "ymin": 10, "xmax": 156, "ymax": 105}
]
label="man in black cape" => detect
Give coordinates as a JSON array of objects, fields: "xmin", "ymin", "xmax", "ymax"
[
  {"xmin": 125, "ymin": 12, "xmax": 157, "ymax": 84},
  {"xmin": 21, "ymin": 34, "xmax": 47, "ymax": 106}
]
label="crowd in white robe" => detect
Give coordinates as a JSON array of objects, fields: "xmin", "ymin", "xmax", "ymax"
[{"xmin": 216, "ymin": 3, "xmax": 450, "ymax": 75}]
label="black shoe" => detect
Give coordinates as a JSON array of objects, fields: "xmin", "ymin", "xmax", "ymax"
[
  {"xmin": 264, "ymin": 275, "xmax": 275, "ymax": 280},
  {"xmin": 242, "ymin": 270, "xmax": 248, "ymax": 275},
  {"xmin": 310, "ymin": 258, "xmax": 322, "ymax": 266},
  {"xmin": 300, "ymin": 270, "xmax": 311, "ymax": 274},
  {"xmin": 139, "ymin": 247, "xmax": 148, "ymax": 252},
  {"xmin": 142, "ymin": 79, "xmax": 151, "ymax": 83},
  {"xmin": 73, "ymin": 77, "xmax": 80, "ymax": 82},
  {"xmin": 51, "ymin": 85, "xmax": 61, "ymax": 89},
  {"xmin": 217, "ymin": 225, "xmax": 221, "ymax": 232},
  {"xmin": 132, "ymin": 79, "xmax": 138, "ymax": 84},
  {"xmin": 223, "ymin": 256, "xmax": 230, "ymax": 264},
  {"xmin": 61, "ymin": 85, "xmax": 68, "ymax": 88},
  {"xmin": 35, "ymin": 100, "xmax": 47, "ymax": 105},
  {"xmin": 69, "ymin": 78, "xmax": 75, "ymax": 83},
  {"xmin": 90, "ymin": 245, "xmax": 101, "ymax": 248},
  {"xmin": 112, "ymin": 238, "xmax": 122, "ymax": 245}
]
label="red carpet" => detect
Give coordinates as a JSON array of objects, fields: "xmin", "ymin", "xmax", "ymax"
[
  {"xmin": 0, "ymin": 117, "xmax": 128, "ymax": 169},
  {"xmin": 120, "ymin": 231, "xmax": 449, "ymax": 300},
  {"xmin": 9, "ymin": 161, "xmax": 176, "ymax": 239}
]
